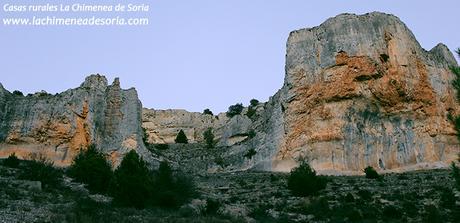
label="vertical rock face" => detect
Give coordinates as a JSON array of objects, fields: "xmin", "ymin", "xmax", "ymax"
[
  {"xmin": 4, "ymin": 12, "xmax": 456, "ymax": 174},
  {"xmin": 140, "ymin": 12, "xmax": 459, "ymax": 174},
  {"xmin": 0, "ymin": 74, "xmax": 151, "ymax": 166},
  {"xmin": 275, "ymin": 12, "xmax": 459, "ymax": 173}
]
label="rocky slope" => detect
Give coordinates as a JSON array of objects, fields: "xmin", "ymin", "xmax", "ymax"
[
  {"xmin": 2, "ymin": 159, "xmax": 459, "ymax": 223},
  {"xmin": 0, "ymin": 75, "xmax": 151, "ymax": 166},
  {"xmin": 143, "ymin": 12, "xmax": 460, "ymax": 174}
]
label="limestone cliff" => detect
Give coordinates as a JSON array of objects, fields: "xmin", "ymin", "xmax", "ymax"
[
  {"xmin": 142, "ymin": 100, "xmax": 285, "ymax": 173},
  {"xmin": 275, "ymin": 12, "xmax": 460, "ymax": 173},
  {"xmin": 0, "ymin": 75, "xmax": 152, "ymax": 166},
  {"xmin": 142, "ymin": 12, "xmax": 459, "ymax": 174},
  {"xmin": 142, "ymin": 108, "xmax": 256, "ymax": 147},
  {"xmin": 2, "ymin": 12, "xmax": 458, "ymax": 174},
  {"xmin": 142, "ymin": 109, "xmax": 228, "ymax": 144}
]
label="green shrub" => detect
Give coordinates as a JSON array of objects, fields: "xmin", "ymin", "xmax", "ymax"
[
  {"xmin": 451, "ymin": 162, "xmax": 460, "ymax": 189},
  {"xmin": 203, "ymin": 108, "xmax": 213, "ymax": 116},
  {"xmin": 110, "ymin": 153, "xmax": 196, "ymax": 209},
  {"xmin": 109, "ymin": 150, "xmax": 153, "ymax": 208},
  {"xmin": 155, "ymin": 144, "xmax": 169, "ymax": 150},
  {"xmin": 246, "ymin": 106, "xmax": 256, "ymax": 119},
  {"xmin": 248, "ymin": 204, "xmax": 272, "ymax": 221},
  {"xmin": 359, "ymin": 203, "xmax": 380, "ymax": 219},
  {"xmin": 345, "ymin": 208, "xmax": 362, "ymax": 222},
  {"xmin": 344, "ymin": 193, "xmax": 355, "ymax": 203},
  {"xmin": 214, "ymin": 156, "xmax": 225, "ymax": 168},
  {"xmin": 246, "ymin": 99, "xmax": 259, "ymax": 119},
  {"xmin": 36, "ymin": 91, "xmax": 51, "ymax": 97},
  {"xmin": 397, "ymin": 173, "xmax": 409, "ymax": 180},
  {"xmin": 71, "ymin": 196, "xmax": 114, "ymax": 222},
  {"xmin": 440, "ymin": 187, "xmax": 456, "ymax": 209},
  {"xmin": 423, "ymin": 204, "xmax": 442, "ymax": 223},
  {"xmin": 203, "ymin": 199, "xmax": 221, "ymax": 215},
  {"xmin": 247, "ymin": 129, "xmax": 256, "ymax": 138},
  {"xmin": 68, "ymin": 145, "xmax": 113, "ymax": 194},
  {"xmin": 357, "ymin": 189, "xmax": 372, "ymax": 201},
  {"xmin": 304, "ymin": 196, "xmax": 329, "ymax": 216},
  {"xmin": 269, "ymin": 174, "xmax": 278, "ymax": 182},
  {"xmin": 453, "ymin": 116, "xmax": 460, "ymax": 141},
  {"xmin": 226, "ymin": 103, "xmax": 244, "ymax": 118},
  {"xmin": 203, "ymin": 128, "xmax": 215, "ymax": 148},
  {"xmin": 452, "ymin": 67, "xmax": 460, "ymax": 101},
  {"xmin": 12, "ymin": 90, "xmax": 23, "ymax": 96},
  {"xmin": 287, "ymin": 160, "xmax": 327, "ymax": 196},
  {"xmin": 380, "ymin": 54, "xmax": 390, "ymax": 62},
  {"xmin": 153, "ymin": 161, "xmax": 197, "ymax": 208},
  {"xmin": 382, "ymin": 205, "xmax": 402, "ymax": 219},
  {"xmin": 168, "ymin": 172, "xmax": 197, "ymax": 206},
  {"xmin": 175, "ymin": 129, "xmax": 188, "ymax": 144},
  {"xmin": 244, "ymin": 148, "xmax": 257, "ymax": 159},
  {"xmin": 142, "ymin": 127, "xmax": 150, "ymax": 146},
  {"xmin": 19, "ymin": 153, "xmax": 62, "ymax": 189},
  {"xmin": 3, "ymin": 153, "xmax": 20, "ymax": 168},
  {"xmin": 401, "ymin": 200, "xmax": 418, "ymax": 217},
  {"xmin": 364, "ymin": 166, "xmax": 381, "ymax": 179}
]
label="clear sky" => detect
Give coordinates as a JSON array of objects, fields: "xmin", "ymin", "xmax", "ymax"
[{"xmin": 1, "ymin": 0, "xmax": 459, "ymax": 113}]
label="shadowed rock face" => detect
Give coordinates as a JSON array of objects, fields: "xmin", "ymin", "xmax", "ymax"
[
  {"xmin": 0, "ymin": 74, "xmax": 151, "ymax": 166},
  {"xmin": 276, "ymin": 12, "xmax": 460, "ymax": 172}
]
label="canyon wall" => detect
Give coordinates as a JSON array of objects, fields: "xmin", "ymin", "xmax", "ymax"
[
  {"xmin": 142, "ymin": 108, "xmax": 228, "ymax": 144},
  {"xmin": 275, "ymin": 12, "xmax": 460, "ymax": 173},
  {"xmin": 1, "ymin": 12, "xmax": 458, "ymax": 174},
  {"xmin": 143, "ymin": 12, "xmax": 460, "ymax": 174},
  {"xmin": 142, "ymin": 97, "xmax": 285, "ymax": 173},
  {"xmin": 0, "ymin": 75, "xmax": 152, "ymax": 166}
]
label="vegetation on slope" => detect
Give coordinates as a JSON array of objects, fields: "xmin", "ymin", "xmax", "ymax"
[{"xmin": 175, "ymin": 129, "xmax": 188, "ymax": 144}]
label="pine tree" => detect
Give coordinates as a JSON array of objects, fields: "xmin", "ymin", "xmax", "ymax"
[
  {"xmin": 203, "ymin": 108, "xmax": 213, "ymax": 116},
  {"xmin": 226, "ymin": 103, "xmax": 244, "ymax": 117},
  {"xmin": 175, "ymin": 129, "xmax": 188, "ymax": 144},
  {"xmin": 203, "ymin": 128, "xmax": 215, "ymax": 148},
  {"xmin": 110, "ymin": 150, "xmax": 152, "ymax": 208},
  {"xmin": 287, "ymin": 160, "xmax": 327, "ymax": 197},
  {"xmin": 68, "ymin": 145, "xmax": 113, "ymax": 194}
]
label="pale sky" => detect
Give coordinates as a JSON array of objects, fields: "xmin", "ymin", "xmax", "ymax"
[{"xmin": 1, "ymin": 0, "xmax": 459, "ymax": 112}]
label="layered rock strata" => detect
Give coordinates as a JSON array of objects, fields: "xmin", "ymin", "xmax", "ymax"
[
  {"xmin": 0, "ymin": 75, "xmax": 151, "ymax": 166},
  {"xmin": 276, "ymin": 12, "xmax": 460, "ymax": 172},
  {"xmin": 142, "ymin": 12, "xmax": 460, "ymax": 173},
  {"xmin": 1, "ymin": 12, "xmax": 458, "ymax": 174}
]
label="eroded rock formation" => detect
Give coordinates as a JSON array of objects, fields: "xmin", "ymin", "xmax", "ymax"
[
  {"xmin": 275, "ymin": 12, "xmax": 460, "ymax": 173},
  {"xmin": 0, "ymin": 75, "xmax": 151, "ymax": 166},
  {"xmin": 142, "ymin": 108, "xmax": 257, "ymax": 147},
  {"xmin": 1, "ymin": 12, "xmax": 458, "ymax": 174},
  {"xmin": 142, "ymin": 109, "xmax": 228, "ymax": 144},
  {"xmin": 142, "ymin": 12, "xmax": 459, "ymax": 174}
]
